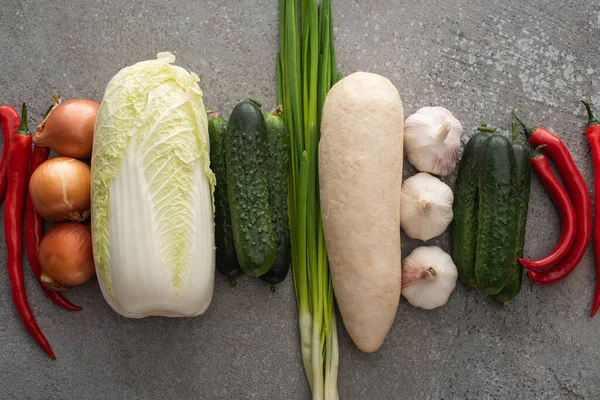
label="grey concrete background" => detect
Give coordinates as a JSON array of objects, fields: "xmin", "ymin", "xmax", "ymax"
[{"xmin": 0, "ymin": 0, "xmax": 599, "ymax": 399}]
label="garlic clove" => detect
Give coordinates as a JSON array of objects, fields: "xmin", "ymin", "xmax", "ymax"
[
  {"xmin": 401, "ymin": 246, "xmax": 458, "ymax": 310},
  {"xmin": 404, "ymin": 106, "xmax": 463, "ymax": 176},
  {"xmin": 400, "ymin": 172, "xmax": 453, "ymax": 241}
]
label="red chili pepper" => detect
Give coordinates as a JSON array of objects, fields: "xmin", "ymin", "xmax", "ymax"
[
  {"xmin": 25, "ymin": 144, "xmax": 82, "ymax": 312},
  {"xmin": 514, "ymin": 110, "xmax": 592, "ymax": 285},
  {"xmin": 0, "ymin": 105, "xmax": 21, "ymax": 203},
  {"xmin": 6, "ymin": 104, "xmax": 56, "ymax": 359},
  {"xmin": 518, "ymin": 145, "xmax": 576, "ymax": 271},
  {"xmin": 582, "ymin": 101, "xmax": 600, "ymax": 317}
]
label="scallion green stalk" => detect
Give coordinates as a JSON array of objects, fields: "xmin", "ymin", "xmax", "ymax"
[{"xmin": 278, "ymin": 0, "xmax": 340, "ymax": 398}]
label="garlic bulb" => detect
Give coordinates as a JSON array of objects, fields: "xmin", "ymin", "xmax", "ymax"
[
  {"xmin": 402, "ymin": 246, "xmax": 458, "ymax": 309},
  {"xmin": 404, "ymin": 107, "xmax": 463, "ymax": 176},
  {"xmin": 400, "ymin": 172, "xmax": 453, "ymax": 241}
]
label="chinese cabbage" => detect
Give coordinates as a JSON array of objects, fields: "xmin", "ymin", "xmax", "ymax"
[{"xmin": 92, "ymin": 52, "xmax": 215, "ymax": 318}]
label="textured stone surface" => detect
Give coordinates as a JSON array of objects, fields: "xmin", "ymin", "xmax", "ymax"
[{"xmin": 1, "ymin": 1, "xmax": 599, "ymax": 399}]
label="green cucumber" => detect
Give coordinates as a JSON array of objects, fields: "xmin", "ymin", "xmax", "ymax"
[
  {"xmin": 225, "ymin": 100, "xmax": 276, "ymax": 276},
  {"xmin": 475, "ymin": 134, "xmax": 518, "ymax": 295},
  {"xmin": 261, "ymin": 107, "xmax": 291, "ymax": 287},
  {"xmin": 450, "ymin": 131, "xmax": 490, "ymax": 286},
  {"xmin": 493, "ymin": 123, "xmax": 531, "ymax": 303},
  {"xmin": 208, "ymin": 112, "xmax": 244, "ymax": 286}
]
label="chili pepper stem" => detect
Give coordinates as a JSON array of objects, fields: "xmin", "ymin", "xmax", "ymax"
[
  {"xmin": 16, "ymin": 103, "xmax": 29, "ymax": 136},
  {"xmin": 513, "ymin": 109, "xmax": 536, "ymax": 138},
  {"xmin": 581, "ymin": 100, "xmax": 599, "ymax": 127},
  {"xmin": 532, "ymin": 145, "xmax": 547, "ymax": 158}
]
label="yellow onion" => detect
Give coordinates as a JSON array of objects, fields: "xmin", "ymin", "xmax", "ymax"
[
  {"xmin": 29, "ymin": 157, "xmax": 91, "ymax": 222},
  {"xmin": 38, "ymin": 222, "xmax": 95, "ymax": 290},
  {"xmin": 33, "ymin": 99, "xmax": 99, "ymax": 159}
]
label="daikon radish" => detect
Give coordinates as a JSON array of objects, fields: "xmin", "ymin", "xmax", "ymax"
[{"xmin": 319, "ymin": 71, "xmax": 404, "ymax": 352}]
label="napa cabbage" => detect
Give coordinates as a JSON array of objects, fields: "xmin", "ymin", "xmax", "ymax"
[{"xmin": 91, "ymin": 52, "xmax": 215, "ymax": 318}]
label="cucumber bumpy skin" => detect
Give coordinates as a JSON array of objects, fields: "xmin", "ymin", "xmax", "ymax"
[
  {"xmin": 475, "ymin": 134, "xmax": 518, "ymax": 295},
  {"xmin": 208, "ymin": 113, "xmax": 244, "ymax": 286},
  {"xmin": 261, "ymin": 107, "xmax": 291, "ymax": 287},
  {"xmin": 493, "ymin": 138, "xmax": 531, "ymax": 303},
  {"xmin": 450, "ymin": 133, "xmax": 489, "ymax": 286},
  {"xmin": 225, "ymin": 100, "xmax": 276, "ymax": 276}
]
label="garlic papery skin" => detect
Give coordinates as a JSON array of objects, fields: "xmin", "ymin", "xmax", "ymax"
[
  {"xmin": 402, "ymin": 246, "xmax": 458, "ymax": 310},
  {"xmin": 404, "ymin": 106, "xmax": 463, "ymax": 176},
  {"xmin": 400, "ymin": 172, "xmax": 453, "ymax": 241}
]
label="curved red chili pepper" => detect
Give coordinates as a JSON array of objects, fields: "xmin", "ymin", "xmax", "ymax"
[
  {"xmin": 6, "ymin": 104, "xmax": 56, "ymax": 359},
  {"xmin": 25, "ymin": 144, "xmax": 82, "ymax": 312},
  {"xmin": 0, "ymin": 105, "xmax": 21, "ymax": 203},
  {"xmin": 514, "ymin": 110, "xmax": 592, "ymax": 285},
  {"xmin": 582, "ymin": 101, "xmax": 600, "ymax": 317},
  {"xmin": 519, "ymin": 146, "xmax": 576, "ymax": 271}
]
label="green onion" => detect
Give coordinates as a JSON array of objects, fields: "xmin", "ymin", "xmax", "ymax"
[{"xmin": 278, "ymin": 0, "xmax": 340, "ymax": 398}]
